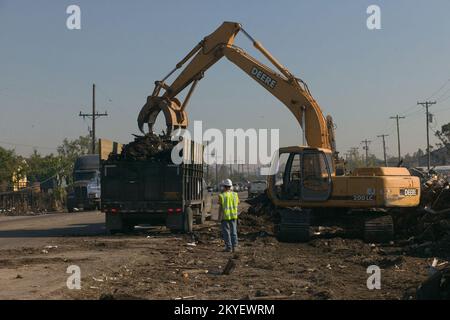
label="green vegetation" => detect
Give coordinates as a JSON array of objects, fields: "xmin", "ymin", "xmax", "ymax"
[{"xmin": 0, "ymin": 135, "xmax": 94, "ymax": 193}]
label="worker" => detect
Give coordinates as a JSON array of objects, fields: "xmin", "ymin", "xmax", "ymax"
[{"xmin": 218, "ymin": 178, "xmax": 240, "ymax": 252}]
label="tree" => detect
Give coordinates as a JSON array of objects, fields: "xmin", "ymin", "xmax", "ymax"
[
  {"xmin": 0, "ymin": 147, "xmax": 22, "ymax": 192},
  {"xmin": 435, "ymin": 122, "xmax": 450, "ymax": 150},
  {"xmin": 25, "ymin": 150, "xmax": 61, "ymax": 184},
  {"xmin": 56, "ymin": 135, "xmax": 93, "ymax": 184},
  {"xmin": 57, "ymin": 135, "xmax": 92, "ymax": 160},
  {"xmin": 345, "ymin": 149, "xmax": 365, "ymax": 170}
]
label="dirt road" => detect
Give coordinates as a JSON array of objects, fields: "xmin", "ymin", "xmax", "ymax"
[{"xmin": 0, "ymin": 195, "xmax": 433, "ymax": 300}]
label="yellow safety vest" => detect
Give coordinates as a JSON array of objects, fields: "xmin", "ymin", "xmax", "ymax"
[{"xmin": 219, "ymin": 191, "xmax": 239, "ymax": 221}]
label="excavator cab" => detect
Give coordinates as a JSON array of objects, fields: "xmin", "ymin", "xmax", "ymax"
[{"xmin": 268, "ymin": 146, "xmax": 333, "ymax": 204}]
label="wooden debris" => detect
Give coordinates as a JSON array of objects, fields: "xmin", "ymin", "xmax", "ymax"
[{"xmin": 222, "ymin": 258, "xmax": 236, "ymax": 275}]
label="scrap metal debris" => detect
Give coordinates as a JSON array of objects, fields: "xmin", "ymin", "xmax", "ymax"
[{"xmin": 108, "ymin": 133, "xmax": 177, "ymax": 161}]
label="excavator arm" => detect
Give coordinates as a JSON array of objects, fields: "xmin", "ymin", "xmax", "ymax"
[{"xmin": 138, "ymin": 21, "xmax": 335, "ymax": 152}]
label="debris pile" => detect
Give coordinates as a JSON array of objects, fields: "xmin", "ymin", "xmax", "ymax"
[
  {"xmin": 409, "ymin": 167, "xmax": 450, "ymax": 211},
  {"xmin": 245, "ymin": 192, "xmax": 274, "ymax": 217},
  {"xmin": 109, "ymin": 134, "xmax": 176, "ymax": 161},
  {"xmin": 415, "ymin": 266, "xmax": 450, "ymax": 300},
  {"xmin": 394, "ymin": 171, "xmax": 450, "ymax": 245}
]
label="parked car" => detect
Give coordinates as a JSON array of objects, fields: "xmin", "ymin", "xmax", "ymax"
[{"xmin": 248, "ymin": 180, "xmax": 267, "ymax": 198}]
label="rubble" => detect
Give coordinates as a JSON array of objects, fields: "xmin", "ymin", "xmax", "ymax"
[
  {"xmin": 245, "ymin": 192, "xmax": 273, "ymax": 217},
  {"xmin": 109, "ymin": 133, "xmax": 176, "ymax": 162},
  {"xmin": 415, "ymin": 169, "xmax": 450, "ymax": 211},
  {"xmin": 393, "ymin": 171, "xmax": 450, "ymax": 250},
  {"xmin": 222, "ymin": 258, "xmax": 236, "ymax": 275},
  {"xmin": 415, "ymin": 266, "xmax": 450, "ymax": 300}
]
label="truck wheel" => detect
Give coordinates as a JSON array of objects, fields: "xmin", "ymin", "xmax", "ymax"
[
  {"xmin": 107, "ymin": 229, "xmax": 121, "ymax": 235},
  {"xmin": 183, "ymin": 207, "xmax": 193, "ymax": 233},
  {"xmin": 122, "ymin": 223, "xmax": 135, "ymax": 234}
]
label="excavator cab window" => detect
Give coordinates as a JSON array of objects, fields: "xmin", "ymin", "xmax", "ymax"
[
  {"xmin": 301, "ymin": 151, "xmax": 332, "ymax": 201},
  {"xmin": 277, "ymin": 150, "xmax": 332, "ymax": 202},
  {"xmin": 285, "ymin": 153, "xmax": 301, "ymax": 199}
]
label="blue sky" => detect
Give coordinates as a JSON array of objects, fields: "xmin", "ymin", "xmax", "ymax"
[{"xmin": 1, "ymin": 0, "xmax": 450, "ymax": 159}]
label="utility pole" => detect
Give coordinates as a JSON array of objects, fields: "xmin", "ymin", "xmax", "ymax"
[
  {"xmin": 211, "ymin": 151, "xmax": 218, "ymax": 191},
  {"xmin": 390, "ymin": 115, "xmax": 405, "ymax": 164},
  {"xmin": 361, "ymin": 139, "xmax": 371, "ymax": 166},
  {"xmin": 79, "ymin": 84, "xmax": 108, "ymax": 154},
  {"xmin": 215, "ymin": 163, "xmax": 218, "ymax": 190},
  {"xmin": 377, "ymin": 134, "xmax": 389, "ymax": 166},
  {"xmin": 417, "ymin": 101, "xmax": 437, "ymax": 170}
]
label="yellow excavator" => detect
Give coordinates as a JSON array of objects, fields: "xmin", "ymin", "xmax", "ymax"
[{"xmin": 137, "ymin": 21, "xmax": 420, "ymax": 242}]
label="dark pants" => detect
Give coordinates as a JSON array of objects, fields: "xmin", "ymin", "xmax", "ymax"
[{"xmin": 221, "ymin": 219, "xmax": 238, "ymax": 250}]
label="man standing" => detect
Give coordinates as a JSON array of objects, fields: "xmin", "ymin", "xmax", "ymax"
[{"xmin": 218, "ymin": 179, "xmax": 239, "ymax": 252}]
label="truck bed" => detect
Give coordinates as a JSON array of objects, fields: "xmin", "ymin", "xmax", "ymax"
[{"xmin": 102, "ymin": 160, "xmax": 203, "ymax": 208}]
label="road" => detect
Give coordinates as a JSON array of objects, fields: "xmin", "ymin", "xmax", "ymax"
[
  {"xmin": 0, "ymin": 211, "xmax": 105, "ymax": 249},
  {"xmin": 0, "ymin": 190, "xmax": 225, "ymax": 251}
]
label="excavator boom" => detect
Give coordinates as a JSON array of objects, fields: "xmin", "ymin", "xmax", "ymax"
[{"xmin": 138, "ymin": 21, "xmax": 334, "ymax": 153}]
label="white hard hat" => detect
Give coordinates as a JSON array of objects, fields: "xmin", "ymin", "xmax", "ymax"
[{"xmin": 222, "ymin": 179, "xmax": 233, "ymax": 187}]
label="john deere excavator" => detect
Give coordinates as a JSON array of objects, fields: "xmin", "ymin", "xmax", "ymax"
[{"xmin": 137, "ymin": 21, "xmax": 420, "ymax": 242}]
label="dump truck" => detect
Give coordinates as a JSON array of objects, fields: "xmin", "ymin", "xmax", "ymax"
[
  {"xmin": 100, "ymin": 137, "xmax": 211, "ymax": 234},
  {"xmin": 66, "ymin": 154, "xmax": 101, "ymax": 212}
]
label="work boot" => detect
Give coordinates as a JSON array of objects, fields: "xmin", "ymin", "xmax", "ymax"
[{"xmin": 223, "ymin": 248, "xmax": 232, "ymax": 253}]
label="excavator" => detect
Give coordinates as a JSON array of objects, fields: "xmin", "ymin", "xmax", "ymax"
[{"xmin": 137, "ymin": 21, "xmax": 420, "ymax": 242}]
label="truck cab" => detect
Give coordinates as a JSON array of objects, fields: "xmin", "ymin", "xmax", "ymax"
[{"xmin": 67, "ymin": 155, "xmax": 101, "ymax": 212}]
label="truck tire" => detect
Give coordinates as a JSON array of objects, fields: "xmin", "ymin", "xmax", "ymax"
[
  {"xmin": 66, "ymin": 197, "xmax": 75, "ymax": 213},
  {"xmin": 106, "ymin": 213, "xmax": 127, "ymax": 235},
  {"xmin": 121, "ymin": 223, "xmax": 135, "ymax": 234},
  {"xmin": 183, "ymin": 207, "xmax": 193, "ymax": 233}
]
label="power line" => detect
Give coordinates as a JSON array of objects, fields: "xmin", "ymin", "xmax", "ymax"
[
  {"xmin": 0, "ymin": 140, "xmax": 57, "ymax": 151},
  {"xmin": 426, "ymin": 78, "xmax": 450, "ymax": 100}
]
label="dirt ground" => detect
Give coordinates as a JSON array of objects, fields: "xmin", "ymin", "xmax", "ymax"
[{"xmin": 1, "ymin": 194, "xmax": 444, "ymax": 300}]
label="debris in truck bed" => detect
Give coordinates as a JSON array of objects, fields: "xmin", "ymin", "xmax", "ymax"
[{"xmin": 109, "ymin": 133, "xmax": 177, "ymax": 161}]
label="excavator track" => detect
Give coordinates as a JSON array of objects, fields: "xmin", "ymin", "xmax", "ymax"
[
  {"xmin": 276, "ymin": 208, "xmax": 311, "ymax": 242},
  {"xmin": 363, "ymin": 214, "xmax": 394, "ymax": 243}
]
